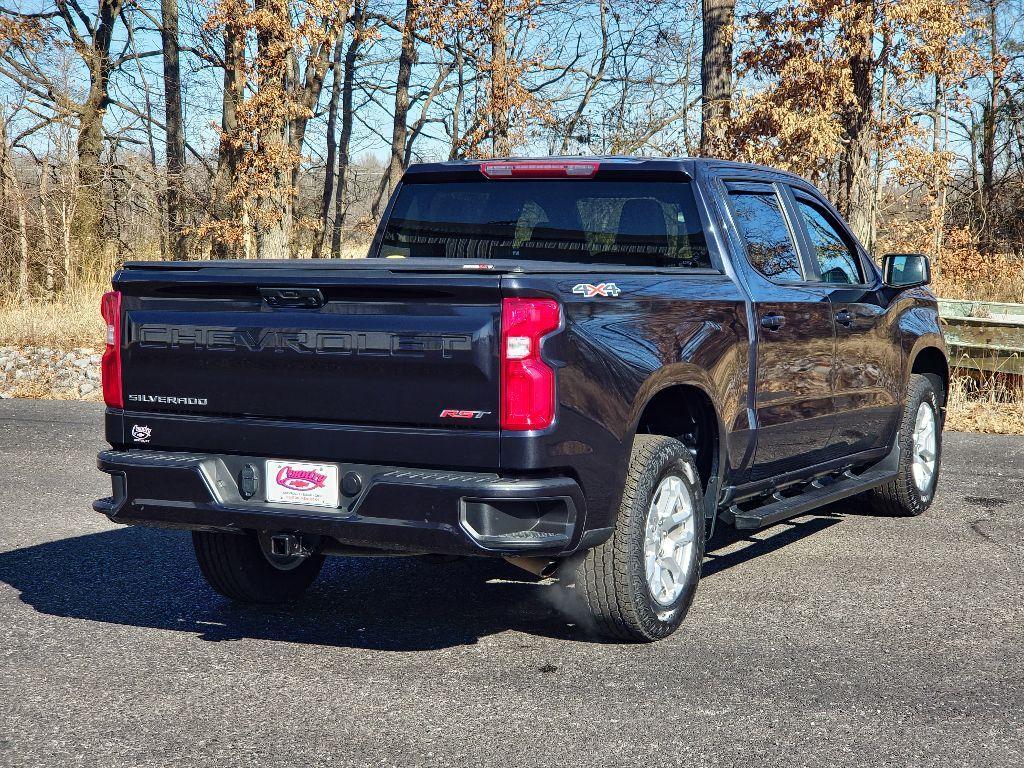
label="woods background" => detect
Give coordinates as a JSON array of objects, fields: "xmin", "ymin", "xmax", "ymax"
[{"xmin": 1, "ymin": 0, "xmax": 1024, "ymax": 305}]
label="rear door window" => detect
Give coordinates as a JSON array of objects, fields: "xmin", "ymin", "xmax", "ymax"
[
  {"xmin": 728, "ymin": 191, "xmax": 803, "ymax": 281},
  {"xmin": 378, "ymin": 180, "xmax": 712, "ymax": 268}
]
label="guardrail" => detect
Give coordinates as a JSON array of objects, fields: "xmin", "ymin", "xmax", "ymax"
[{"xmin": 938, "ymin": 299, "xmax": 1024, "ymax": 376}]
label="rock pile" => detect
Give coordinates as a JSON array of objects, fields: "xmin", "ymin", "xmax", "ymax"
[{"xmin": 0, "ymin": 346, "xmax": 102, "ymax": 400}]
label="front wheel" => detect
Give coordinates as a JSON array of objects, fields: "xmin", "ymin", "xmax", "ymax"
[
  {"xmin": 192, "ymin": 530, "xmax": 325, "ymax": 603},
  {"xmin": 573, "ymin": 434, "xmax": 705, "ymax": 642},
  {"xmin": 866, "ymin": 373, "xmax": 943, "ymax": 516}
]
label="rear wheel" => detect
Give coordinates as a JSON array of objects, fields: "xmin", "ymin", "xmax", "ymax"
[
  {"xmin": 192, "ymin": 530, "xmax": 324, "ymax": 603},
  {"xmin": 866, "ymin": 373, "xmax": 943, "ymax": 517},
  {"xmin": 573, "ymin": 434, "xmax": 705, "ymax": 642}
]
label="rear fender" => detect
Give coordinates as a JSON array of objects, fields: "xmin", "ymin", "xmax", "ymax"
[{"xmin": 626, "ymin": 371, "xmax": 728, "ymax": 522}]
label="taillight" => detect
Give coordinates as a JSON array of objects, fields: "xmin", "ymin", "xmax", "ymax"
[
  {"xmin": 100, "ymin": 290, "xmax": 123, "ymax": 408},
  {"xmin": 480, "ymin": 160, "xmax": 599, "ymax": 179},
  {"xmin": 500, "ymin": 298, "xmax": 560, "ymax": 431}
]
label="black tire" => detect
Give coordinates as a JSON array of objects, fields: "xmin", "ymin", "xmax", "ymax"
[
  {"xmin": 573, "ymin": 434, "xmax": 705, "ymax": 642},
  {"xmin": 866, "ymin": 373, "xmax": 943, "ymax": 517},
  {"xmin": 192, "ymin": 530, "xmax": 325, "ymax": 603}
]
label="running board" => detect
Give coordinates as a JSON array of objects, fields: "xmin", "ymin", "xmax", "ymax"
[{"xmin": 726, "ymin": 466, "xmax": 897, "ymax": 530}]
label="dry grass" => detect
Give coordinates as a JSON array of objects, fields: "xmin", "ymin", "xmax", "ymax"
[
  {"xmin": 0, "ymin": 245, "xmax": 371, "ymax": 350},
  {"xmin": 945, "ymin": 374, "xmax": 1024, "ymax": 435},
  {"xmin": 0, "ymin": 286, "xmax": 105, "ymax": 350},
  {"xmin": 930, "ymin": 243, "xmax": 1024, "ymax": 304},
  {"xmin": 933, "ymin": 272, "xmax": 1024, "ymax": 305}
]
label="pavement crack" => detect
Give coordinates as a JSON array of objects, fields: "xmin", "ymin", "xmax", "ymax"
[
  {"xmin": 964, "ymin": 496, "xmax": 1011, "ymax": 509},
  {"xmin": 969, "ymin": 516, "xmax": 997, "ymax": 542}
]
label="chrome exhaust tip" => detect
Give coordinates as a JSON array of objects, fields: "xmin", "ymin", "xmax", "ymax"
[{"xmin": 504, "ymin": 556, "xmax": 559, "ymax": 578}]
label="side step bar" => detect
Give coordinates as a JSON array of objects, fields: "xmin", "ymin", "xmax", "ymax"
[{"xmin": 725, "ymin": 446, "xmax": 900, "ymax": 530}]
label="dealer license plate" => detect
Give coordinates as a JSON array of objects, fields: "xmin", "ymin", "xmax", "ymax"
[{"xmin": 265, "ymin": 460, "xmax": 340, "ymax": 508}]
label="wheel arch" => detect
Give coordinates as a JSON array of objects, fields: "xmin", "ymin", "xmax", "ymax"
[
  {"xmin": 630, "ymin": 382, "xmax": 725, "ymax": 511},
  {"xmin": 909, "ymin": 344, "xmax": 950, "ymax": 407}
]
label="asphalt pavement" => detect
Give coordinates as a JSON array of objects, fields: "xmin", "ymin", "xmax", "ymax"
[{"xmin": 1, "ymin": 399, "xmax": 1021, "ymax": 767}]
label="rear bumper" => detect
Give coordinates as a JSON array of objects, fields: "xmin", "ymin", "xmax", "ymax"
[{"xmin": 94, "ymin": 450, "xmax": 604, "ymax": 557}]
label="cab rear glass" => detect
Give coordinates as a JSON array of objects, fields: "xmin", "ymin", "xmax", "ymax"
[{"xmin": 378, "ymin": 180, "xmax": 711, "ymax": 268}]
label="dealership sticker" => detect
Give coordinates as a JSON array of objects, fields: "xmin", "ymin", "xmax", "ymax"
[{"xmin": 265, "ymin": 460, "xmax": 340, "ymax": 508}]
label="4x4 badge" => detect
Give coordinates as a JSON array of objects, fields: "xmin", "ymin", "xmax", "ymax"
[{"xmin": 572, "ymin": 282, "xmax": 621, "ymax": 298}]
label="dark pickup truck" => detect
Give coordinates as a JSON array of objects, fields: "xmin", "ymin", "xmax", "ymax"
[{"xmin": 95, "ymin": 157, "xmax": 947, "ymax": 641}]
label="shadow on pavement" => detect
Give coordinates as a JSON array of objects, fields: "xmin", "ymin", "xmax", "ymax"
[
  {"xmin": 703, "ymin": 513, "xmax": 843, "ymax": 578},
  {"xmin": 0, "ymin": 512, "xmax": 843, "ymax": 650}
]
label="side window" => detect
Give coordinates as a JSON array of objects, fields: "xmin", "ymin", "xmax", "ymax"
[
  {"xmin": 795, "ymin": 199, "xmax": 864, "ymax": 284},
  {"xmin": 729, "ymin": 191, "xmax": 802, "ymax": 281}
]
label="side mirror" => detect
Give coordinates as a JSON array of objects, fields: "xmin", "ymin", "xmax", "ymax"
[{"xmin": 882, "ymin": 253, "xmax": 931, "ymax": 288}]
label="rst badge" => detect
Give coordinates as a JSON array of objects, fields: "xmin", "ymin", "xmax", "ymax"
[
  {"xmin": 439, "ymin": 409, "xmax": 491, "ymax": 420},
  {"xmin": 572, "ymin": 282, "xmax": 621, "ymax": 298}
]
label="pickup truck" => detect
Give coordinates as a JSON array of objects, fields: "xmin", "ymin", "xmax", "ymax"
[{"xmin": 94, "ymin": 157, "xmax": 948, "ymax": 642}]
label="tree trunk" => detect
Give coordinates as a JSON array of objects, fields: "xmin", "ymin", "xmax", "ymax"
[
  {"xmin": 74, "ymin": 0, "xmax": 124, "ymax": 257},
  {"xmin": 866, "ymin": 30, "xmax": 891, "ymax": 258},
  {"xmin": 161, "ymin": 0, "xmax": 186, "ymax": 260},
  {"xmin": 0, "ymin": 118, "xmax": 30, "ymax": 304},
  {"xmin": 450, "ymin": 35, "xmax": 465, "ymax": 159},
  {"xmin": 39, "ymin": 158, "xmax": 56, "ymax": 297},
  {"xmin": 980, "ymin": 0, "xmax": 999, "ymax": 253},
  {"xmin": 490, "ymin": 0, "xmax": 510, "ymax": 156},
  {"xmin": 130, "ymin": 10, "xmax": 167, "ymax": 260},
  {"xmin": 331, "ymin": 4, "xmax": 365, "ymax": 256},
  {"xmin": 59, "ymin": 175, "xmax": 73, "ymax": 290},
  {"xmin": 253, "ymin": 0, "xmax": 292, "ymax": 258},
  {"xmin": 371, "ymin": 0, "xmax": 417, "ymax": 219},
  {"xmin": 837, "ymin": 1, "xmax": 873, "ymax": 245},
  {"xmin": 106, "ymin": 145, "xmax": 127, "ymax": 260},
  {"xmin": 76, "ymin": 99, "xmax": 106, "ymax": 257},
  {"xmin": 932, "ymin": 74, "xmax": 948, "ymax": 262},
  {"xmin": 288, "ymin": 17, "xmax": 343, "ymax": 258},
  {"xmin": 700, "ymin": 0, "xmax": 735, "ymax": 156},
  {"xmin": 3, "ymin": 170, "xmax": 29, "ymax": 304},
  {"xmin": 213, "ymin": 23, "xmax": 245, "ymax": 258},
  {"xmin": 15, "ymin": 191, "xmax": 29, "ymax": 304},
  {"xmin": 313, "ymin": 37, "xmax": 345, "ymax": 259}
]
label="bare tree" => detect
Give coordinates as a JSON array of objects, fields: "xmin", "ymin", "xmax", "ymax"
[
  {"xmin": 372, "ymin": 0, "xmax": 418, "ymax": 218},
  {"xmin": 162, "ymin": 0, "xmax": 186, "ymax": 259},
  {"xmin": 332, "ymin": 0, "xmax": 369, "ymax": 256},
  {"xmin": 313, "ymin": 36, "xmax": 345, "ymax": 258},
  {"xmin": 979, "ymin": 0, "xmax": 1005, "ymax": 252},
  {"xmin": 39, "ymin": 156, "xmax": 56, "ymax": 296},
  {"xmin": 212, "ymin": 11, "xmax": 246, "ymax": 257},
  {"xmin": 0, "ymin": 111, "xmax": 30, "ymax": 304},
  {"xmin": 488, "ymin": 0, "xmax": 510, "ymax": 156},
  {"xmin": 0, "ymin": 0, "xmax": 167, "ymax": 257},
  {"xmin": 286, "ymin": 1, "xmax": 349, "ymax": 257}
]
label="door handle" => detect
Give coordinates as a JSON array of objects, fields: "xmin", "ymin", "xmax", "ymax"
[
  {"xmin": 760, "ymin": 314, "xmax": 786, "ymax": 331},
  {"xmin": 835, "ymin": 309, "xmax": 853, "ymax": 327}
]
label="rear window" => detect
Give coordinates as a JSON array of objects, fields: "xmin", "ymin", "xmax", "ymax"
[{"xmin": 378, "ymin": 180, "xmax": 711, "ymax": 268}]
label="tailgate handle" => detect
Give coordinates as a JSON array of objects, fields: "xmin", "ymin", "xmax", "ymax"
[{"xmin": 260, "ymin": 287, "xmax": 325, "ymax": 308}]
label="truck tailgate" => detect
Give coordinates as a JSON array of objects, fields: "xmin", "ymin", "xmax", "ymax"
[{"xmin": 115, "ymin": 266, "xmax": 501, "ymax": 431}]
